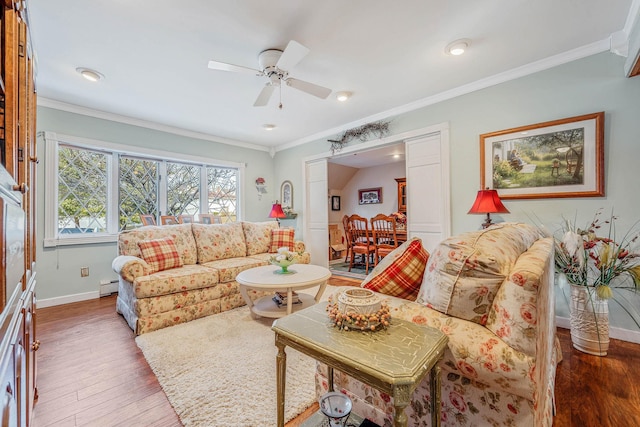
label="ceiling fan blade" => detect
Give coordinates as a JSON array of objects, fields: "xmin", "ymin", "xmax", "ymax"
[
  {"xmin": 276, "ymin": 40, "xmax": 309, "ymax": 71},
  {"xmin": 253, "ymin": 84, "xmax": 276, "ymax": 107},
  {"xmin": 286, "ymin": 78, "xmax": 331, "ymax": 99},
  {"xmin": 207, "ymin": 60, "xmax": 262, "ymax": 76}
]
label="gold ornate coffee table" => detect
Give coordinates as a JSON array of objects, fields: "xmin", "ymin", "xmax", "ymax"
[{"xmin": 272, "ymin": 302, "xmax": 448, "ymax": 427}]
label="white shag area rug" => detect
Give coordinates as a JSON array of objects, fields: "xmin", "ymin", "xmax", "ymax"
[{"xmin": 135, "ymin": 307, "xmax": 317, "ymax": 427}]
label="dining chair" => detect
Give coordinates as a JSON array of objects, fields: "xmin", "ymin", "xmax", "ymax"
[
  {"xmin": 160, "ymin": 215, "xmax": 179, "ymax": 225},
  {"xmin": 347, "ymin": 214, "xmax": 376, "ymax": 273},
  {"xmin": 342, "ymin": 214, "xmax": 352, "ymax": 264},
  {"xmin": 370, "ymin": 213, "xmax": 399, "ymax": 263}
]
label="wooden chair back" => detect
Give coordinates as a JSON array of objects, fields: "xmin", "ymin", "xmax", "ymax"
[
  {"xmin": 370, "ymin": 213, "xmax": 398, "ymax": 260},
  {"xmin": 342, "ymin": 215, "xmax": 352, "ymax": 263},
  {"xmin": 348, "ymin": 214, "xmax": 371, "ymax": 246},
  {"xmin": 347, "ymin": 214, "xmax": 376, "ymax": 272}
]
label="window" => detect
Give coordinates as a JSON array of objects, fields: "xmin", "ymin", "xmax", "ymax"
[{"xmin": 44, "ymin": 132, "xmax": 244, "ymax": 246}]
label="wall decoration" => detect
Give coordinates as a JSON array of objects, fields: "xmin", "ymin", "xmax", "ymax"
[
  {"xmin": 255, "ymin": 177, "xmax": 267, "ymax": 200},
  {"xmin": 331, "ymin": 196, "xmax": 341, "ymax": 211},
  {"xmin": 481, "ymin": 112, "xmax": 604, "ymax": 199},
  {"xmin": 358, "ymin": 187, "xmax": 382, "ymax": 205},
  {"xmin": 328, "ymin": 120, "xmax": 391, "ymax": 154},
  {"xmin": 280, "ymin": 180, "xmax": 293, "ymax": 210}
]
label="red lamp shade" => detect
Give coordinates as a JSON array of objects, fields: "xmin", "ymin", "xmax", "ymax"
[
  {"xmin": 269, "ymin": 202, "xmax": 286, "ymax": 225},
  {"xmin": 467, "ymin": 189, "xmax": 509, "ymax": 229}
]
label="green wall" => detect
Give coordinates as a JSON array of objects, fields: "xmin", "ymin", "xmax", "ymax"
[
  {"xmin": 35, "ymin": 107, "xmax": 275, "ymax": 303},
  {"xmin": 275, "ymin": 52, "xmax": 640, "ymax": 332},
  {"xmin": 35, "ymin": 52, "xmax": 640, "ymax": 334}
]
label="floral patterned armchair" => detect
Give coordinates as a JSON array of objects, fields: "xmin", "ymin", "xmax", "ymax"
[{"xmin": 316, "ymin": 223, "xmax": 559, "ymax": 426}]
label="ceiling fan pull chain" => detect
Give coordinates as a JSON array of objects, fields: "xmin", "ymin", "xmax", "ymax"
[{"xmin": 279, "ymin": 83, "xmax": 283, "ymax": 110}]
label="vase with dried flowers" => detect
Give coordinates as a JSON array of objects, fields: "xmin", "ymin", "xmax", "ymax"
[{"xmin": 552, "ymin": 210, "xmax": 640, "ymax": 356}]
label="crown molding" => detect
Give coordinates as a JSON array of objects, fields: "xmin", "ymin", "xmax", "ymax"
[
  {"xmin": 37, "ymin": 97, "xmax": 270, "ymax": 152},
  {"xmin": 277, "ymin": 38, "xmax": 611, "ymax": 153}
]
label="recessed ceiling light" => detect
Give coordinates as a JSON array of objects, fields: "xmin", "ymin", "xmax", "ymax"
[
  {"xmin": 262, "ymin": 124, "xmax": 277, "ymax": 131},
  {"xmin": 336, "ymin": 91, "xmax": 352, "ymax": 102},
  {"xmin": 76, "ymin": 67, "xmax": 104, "ymax": 82},
  {"xmin": 445, "ymin": 39, "xmax": 471, "ymax": 56}
]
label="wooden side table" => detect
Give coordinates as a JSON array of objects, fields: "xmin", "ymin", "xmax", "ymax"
[{"xmin": 272, "ymin": 302, "xmax": 448, "ymax": 427}]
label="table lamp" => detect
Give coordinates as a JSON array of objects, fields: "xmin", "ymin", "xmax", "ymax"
[
  {"xmin": 269, "ymin": 202, "xmax": 286, "ymax": 226},
  {"xmin": 467, "ymin": 188, "xmax": 509, "ymax": 229}
]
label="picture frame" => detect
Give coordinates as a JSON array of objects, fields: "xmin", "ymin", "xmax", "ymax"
[
  {"xmin": 480, "ymin": 112, "xmax": 604, "ymax": 199},
  {"xmin": 331, "ymin": 195, "xmax": 341, "ymax": 211},
  {"xmin": 199, "ymin": 214, "xmax": 221, "ymax": 224},
  {"xmin": 140, "ymin": 214, "xmax": 156, "ymax": 226},
  {"xmin": 358, "ymin": 187, "xmax": 382, "ymax": 205},
  {"xmin": 280, "ymin": 180, "xmax": 293, "ymax": 210}
]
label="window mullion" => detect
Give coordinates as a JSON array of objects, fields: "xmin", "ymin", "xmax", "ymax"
[
  {"xmin": 158, "ymin": 161, "xmax": 168, "ymax": 216},
  {"xmin": 108, "ymin": 154, "xmax": 119, "ymax": 233},
  {"xmin": 200, "ymin": 166, "xmax": 208, "ymax": 215}
]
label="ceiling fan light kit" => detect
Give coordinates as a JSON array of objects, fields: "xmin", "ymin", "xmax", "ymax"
[
  {"xmin": 445, "ymin": 38, "xmax": 471, "ymax": 56},
  {"xmin": 207, "ymin": 40, "xmax": 332, "ymax": 108}
]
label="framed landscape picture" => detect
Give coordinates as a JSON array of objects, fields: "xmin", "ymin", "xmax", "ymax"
[
  {"xmin": 358, "ymin": 187, "xmax": 382, "ymax": 204},
  {"xmin": 480, "ymin": 112, "xmax": 604, "ymax": 199}
]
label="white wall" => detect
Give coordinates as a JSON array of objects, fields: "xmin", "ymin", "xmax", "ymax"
[{"xmin": 340, "ymin": 163, "xmax": 405, "ymax": 220}]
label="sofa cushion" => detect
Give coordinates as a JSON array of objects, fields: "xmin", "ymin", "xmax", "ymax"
[
  {"xmin": 360, "ymin": 238, "xmax": 429, "ymax": 301},
  {"xmin": 118, "ymin": 224, "xmax": 198, "ymax": 265},
  {"xmin": 242, "ymin": 221, "xmax": 279, "ymax": 255},
  {"xmin": 132, "ymin": 264, "xmax": 220, "ymax": 298},
  {"xmin": 201, "ymin": 256, "xmax": 268, "ymax": 283},
  {"xmin": 486, "ymin": 238, "xmax": 553, "ymax": 357},
  {"xmin": 137, "ymin": 238, "xmax": 184, "ymax": 273},
  {"xmin": 416, "ymin": 223, "xmax": 540, "ymax": 325},
  {"xmin": 269, "ymin": 228, "xmax": 295, "ymax": 253},
  {"xmin": 192, "ymin": 222, "xmax": 247, "ymax": 263}
]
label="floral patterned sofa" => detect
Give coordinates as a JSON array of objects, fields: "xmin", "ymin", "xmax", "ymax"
[
  {"xmin": 316, "ymin": 223, "xmax": 559, "ymax": 427},
  {"xmin": 112, "ymin": 221, "xmax": 310, "ymax": 334}
]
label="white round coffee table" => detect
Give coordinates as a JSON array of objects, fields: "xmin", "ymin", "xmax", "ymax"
[{"xmin": 237, "ymin": 264, "xmax": 331, "ymax": 318}]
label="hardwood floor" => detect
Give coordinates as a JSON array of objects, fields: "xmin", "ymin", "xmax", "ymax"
[{"xmin": 32, "ymin": 276, "xmax": 640, "ymax": 426}]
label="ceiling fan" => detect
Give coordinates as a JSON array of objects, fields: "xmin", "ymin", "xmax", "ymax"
[{"xmin": 207, "ymin": 40, "xmax": 332, "ymax": 107}]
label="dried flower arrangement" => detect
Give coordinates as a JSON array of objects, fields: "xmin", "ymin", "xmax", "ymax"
[{"xmin": 328, "ymin": 121, "xmax": 391, "ymax": 154}]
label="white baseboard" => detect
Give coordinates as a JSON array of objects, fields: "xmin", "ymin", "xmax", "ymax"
[
  {"xmin": 556, "ymin": 315, "xmax": 640, "ymax": 344},
  {"xmin": 37, "ymin": 291, "xmax": 101, "ymax": 308}
]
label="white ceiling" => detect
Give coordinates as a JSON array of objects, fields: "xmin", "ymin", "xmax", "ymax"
[{"xmin": 28, "ymin": 1, "xmax": 637, "ymax": 152}]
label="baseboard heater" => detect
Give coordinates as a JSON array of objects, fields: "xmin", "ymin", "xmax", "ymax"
[{"xmin": 100, "ymin": 279, "xmax": 119, "ymax": 297}]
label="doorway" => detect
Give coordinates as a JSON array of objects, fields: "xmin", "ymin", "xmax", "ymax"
[{"xmin": 302, "ymin": 123, "xmax": 451, "ymax": 272}]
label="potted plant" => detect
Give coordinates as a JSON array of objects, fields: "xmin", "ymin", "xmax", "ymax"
[{"xmin": 552, "ymin": 210, "xmax": 640, "ymax": 356}]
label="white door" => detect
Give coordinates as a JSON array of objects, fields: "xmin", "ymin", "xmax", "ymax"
[
  {"xmin": 304, "ymin": 159, "xmax": 329, "ymax": 267},
  {"xmin": 405, "ymin": 132, "xmax": 451, "ymax": 252}
]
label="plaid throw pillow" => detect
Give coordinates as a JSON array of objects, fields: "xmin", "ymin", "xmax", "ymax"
[
  {"xmin": 269, "ymin": 228, "xmax": 295, "ymax": 253},
  {"xmin": 137, "ymin": 237, "xmax": 184, "ymax": 273},
  {"xmin": 361, "ymin": 238, "xmax": 429, "ymax": 301}
]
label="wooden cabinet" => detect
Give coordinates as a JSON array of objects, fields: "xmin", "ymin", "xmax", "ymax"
[
  {"xmin": 1, "ymin": 1, "xmax": 38, "ymax": 426},
  {"xmin": 395, "ymin": 178, "xmax": 406, "ymax": 214}
]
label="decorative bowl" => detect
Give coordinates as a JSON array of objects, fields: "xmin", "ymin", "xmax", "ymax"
[
  {"xmin": 270, "ymin": 258, "xmax": 295, "ymax": 273},
  {"xmin": 337, "ymin": 288, "xmax": 381, "ymax": 315}
]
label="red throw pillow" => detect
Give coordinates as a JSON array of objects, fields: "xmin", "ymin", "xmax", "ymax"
[
  {"xmin": 361, "ymin": 238, "xmax": 429, "ymax": 301},
  {"xmin": 137, "ymin": 237, "xmax": 184, "ymax": 273},
  {"xmin": 269, "ymin": 228, "xmax": 295, "ymax": 253}
]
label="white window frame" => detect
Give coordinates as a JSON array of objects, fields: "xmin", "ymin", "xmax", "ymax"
[{"xmin": 43, "ymin": 131, "xmax": 245, "ymax": 247}]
